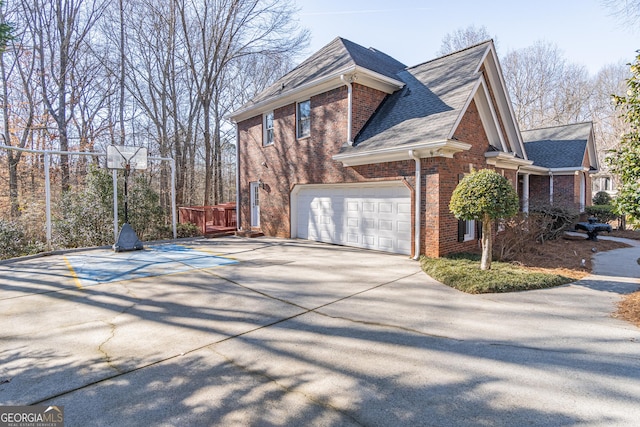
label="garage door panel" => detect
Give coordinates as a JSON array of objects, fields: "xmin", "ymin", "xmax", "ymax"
[
  {"xmin": 362, "ymin": 202, "xmax": 375, "ymax": 212},
  {"xmin": 295, "ymin": 184, "xmax": 411, "ymax": 255},
  {"xmin": 378, "ymin": 202, "xmax": 393, "ymax": 213},
  {"xmin": 363, "ymin": 235, "xmax": 375, "ymax": 246},
  {"xmin": 362, "ymin": 218, "xmax": 375, "ymax": 229},
  {"xmin": 379, "ymin": 237, "xmax": 394, "ymax": 251},
  {"xmin": 398, "ymin": 202, "xmax": 411, "ymax": 214},
  {"xmin": 379, "ymin": 219, "xmax": 393, "ymax": 231}
]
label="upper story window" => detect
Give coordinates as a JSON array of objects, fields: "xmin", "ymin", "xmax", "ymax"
[
  {"xmin": 263, "ymin": 111, "xmax": 274, "ymax": 146},
  {"xmin": 297, "ymin": 100, "xmax": 310, "ymax": 139}
]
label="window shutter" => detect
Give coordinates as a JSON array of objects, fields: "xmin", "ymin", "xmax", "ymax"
[
  {"xmin": 458, "ymin": 219, "xmax": 465, "ymax": 242},
  {"xmin": 476, "ymin": 220, "xmax": 483, "ymax": 241},
  {"xmin": 457, "ymin": 174, "xmax": 465, "ymax": 242}
]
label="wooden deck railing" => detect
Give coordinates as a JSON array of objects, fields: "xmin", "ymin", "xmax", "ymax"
[{"xmin": 178, "ymin": 203, "xmax": 236, "ymax": 235}]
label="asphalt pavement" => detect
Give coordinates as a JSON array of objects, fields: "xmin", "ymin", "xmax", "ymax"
[{"xmin": 1, "ymin": 235, "xmax": 639, "ymax": 426}]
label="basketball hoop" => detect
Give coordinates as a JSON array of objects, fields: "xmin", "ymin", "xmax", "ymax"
[
  {"xmin": 107, "ymin": 145, "xmax": 148, "ymax": 252},
  {"xmin": 107, "ymin": 145, "xmax": 148, "ymax": 170}
]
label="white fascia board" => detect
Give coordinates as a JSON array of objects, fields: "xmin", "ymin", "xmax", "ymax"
[
  {"xmin": 473, "ymin": 76, "xmax": 509, "ymax": 152},
  {"xmin": 447, "ymin": 78, "xmax": 482, "ymax": 141},
  {"xmin": 481, "ymin": 44, "xmax": 528, "ymax": 160},
  {"xmin": 229, "ymin": 67, "xmax": 404, "ymax": 123},
  {"xmin": 229, "ymin": 68, "xmax": 354, "ymax": 122},
  {"xmin": 485, "ymin": 151, "xmax": 533, "ymax": 170},
  {"xmin": 550, "ymin": 167, "xmax": 590, "ymax": 175},
  {"xmin": 352, "ymin": 65, "xmax": 405, "ymax": 93},
  {"xmin": 518, "ymin": 164, "xmax": 551, "ymax": 175},
  {"xmin": 587, "ymin": 127, "xmax": 599, "ymax": 169},
  {"xmin": 333, "ymin": 139, "xmax": 471, "ymax": 166}
]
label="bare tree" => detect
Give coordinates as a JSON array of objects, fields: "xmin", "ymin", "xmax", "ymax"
[
  {"xmin": 590, "ymin": 62, "xmax": 630, "ymax": 177},
  {"xmin": 2, "ymin": 0, "xmax": 308, "ymax": 221},
  {"xmin": 22, "ymin": 0, "xmax": 107, "ymax": 192},
  {"xmin": 437, "ymin": 25, "xmax": 495, "ymax": 56},
  {"xmin": 1, "ymin": 3, "xmax": 36, "ymax": 218},
  {"xmin": 502, "ymin": 41, "xmax": 592, "ymax": 130},
  {"xmin": 602, "ymin": 0, "xmax": 640, "ymax": 26},
  {"xmin": 177, "ymin": 0, "xmax": 308, "ymax": 205}
]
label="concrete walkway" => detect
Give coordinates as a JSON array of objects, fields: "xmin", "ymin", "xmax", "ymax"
[
  {"xmin": 581, "ymin": 233, "xmax": 640, "ymax": 289},
  {"xmin": 1, "ymin": 236, "xmax": 639, "ymax": 426}
]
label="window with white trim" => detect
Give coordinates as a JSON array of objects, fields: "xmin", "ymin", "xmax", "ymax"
[
  {"xmin": 464, "ymin": 220, "xmax": 475, "ymax": 241},
  {"xmin": 263, "ymin": 111, "xmax": 274, "ymax": 146},
  {"xmin": 296, "ymin": 100, "xmax": 310, "ymax": 139}
]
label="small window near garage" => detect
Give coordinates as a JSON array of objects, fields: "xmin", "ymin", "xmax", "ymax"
[
  {"xmin": 297, "ymin": 100, "xmax": 310, "ymax": 139},
  {"xmin": 263, "ymin": 111, "xmax": 274, "ymax": 146}
]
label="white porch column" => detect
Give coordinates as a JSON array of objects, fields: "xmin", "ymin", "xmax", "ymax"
[
  {"xmin": 522, "ymin": 173, "xmax": 530, "ymax": 213},
  {"xmin": 580, "ymin": 172, "xmax": 586, "ymax": 212}
]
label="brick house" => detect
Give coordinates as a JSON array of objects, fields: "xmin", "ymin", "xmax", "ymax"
[
  {"xmin": 522, "ymin": 123, "xmax": 597, "ymax": 212},
  {"xmin": 230, "ymin": 37, "xmax": 598, "ymax": 258}
]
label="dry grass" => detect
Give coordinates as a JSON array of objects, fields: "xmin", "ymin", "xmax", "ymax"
[
  {"xmin": 617, "ymin": 292, "xmax": 640, "ymax": 328},
  {"xmin": 510, "ymin": 233, "xmax": 631, "ymax": 280},
  {"xmin": 521, "ymin": 229, "xmax": 640, "ymax": 328}
]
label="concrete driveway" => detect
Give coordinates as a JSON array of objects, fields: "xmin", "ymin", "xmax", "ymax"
[{"xmin": 1, "ymin": 236, "xmax": 640, "ymax": 426}]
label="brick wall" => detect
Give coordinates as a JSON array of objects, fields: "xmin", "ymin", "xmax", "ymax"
[
  {"xmin": 238, "ymin": 86, "xmax": 520, "ymax": 258},
  {"xmin": 352, "ymin": 83, "xmax": 388, "ymax": 136},
  {"xmin": 529, "ymin": 175, "xmax": 550, "ymax": 207},
  {"xmin": 237, "ymin": 84, "xmax": 393, "ymax": 237}
]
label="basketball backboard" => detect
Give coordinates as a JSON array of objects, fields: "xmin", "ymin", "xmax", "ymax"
[{"xmin": 107, "ymin": 145, "xmax": 148, "ymax": 170}]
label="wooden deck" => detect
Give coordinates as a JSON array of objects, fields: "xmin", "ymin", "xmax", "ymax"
[{"xmin": 179, "ymin": 203, "xmax": 237, "ymax": 237}]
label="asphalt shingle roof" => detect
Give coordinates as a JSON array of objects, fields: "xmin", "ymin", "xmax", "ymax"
[
  {"xmin": 521, "ymin": 122, "xmax": 592, "ymax": 168},
  {"xmin": 242, "ymin": 37, "xmax": 406, "ymax": 109},
  {"xmin": 342, "ymin": 41, "xmax": 492, "ymax": 153}
]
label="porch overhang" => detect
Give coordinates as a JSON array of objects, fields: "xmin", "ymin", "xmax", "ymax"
[
  {"xmin": 332, "ymin": 139, "xmax": 472, "ymax": 166},
  {"xmin": 549, "ymin": 167, "xmax": 591, "ymax": 175},
  {"xmin": 485, "ymin": 151, "xmax": 533, "ymax": 170}
]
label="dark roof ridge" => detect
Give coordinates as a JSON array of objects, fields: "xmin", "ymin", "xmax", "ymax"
[
  {"xmin": 406, "ymin": 39, "xmax": 493, "ymax": 70},
  {"xmin": 338, "ymin": 37, "xmax": 407, "ymax": 77},
  {"xmin": 275, "ymin": 36, "xmax": 347, "ymax": 79},
  {"xmin": 522, "ymin": 121, "xmax": 593, "ymax": 133}
]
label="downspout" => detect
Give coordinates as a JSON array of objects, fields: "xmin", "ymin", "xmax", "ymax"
[
  {"xmin": 235, "ymin": 123, "xmax": 241, "ymax": 231},
  {"xmin": 409, "ymin": 150, "xmax": 421, "ymax": 260},
  {"xmin": 341, "ymin": 74, "xmax": 354, "ymax": 145}
]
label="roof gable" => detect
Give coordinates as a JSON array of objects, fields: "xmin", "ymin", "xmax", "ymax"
[
  {"xmin": 522, "ymin": 122, "xmax": 595, "ymax": 170},
  {"xmin": 230, "ymin": 37, "xmax": 406, "ymax": 121},
  {"xmin": 349, "ymin": 41, "xmax": 490, "ymax": 152}
]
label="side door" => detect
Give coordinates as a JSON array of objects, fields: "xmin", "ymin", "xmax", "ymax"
[{"xmin": 250, "ymin": 182, "xmax": 260, "ymax": 228}]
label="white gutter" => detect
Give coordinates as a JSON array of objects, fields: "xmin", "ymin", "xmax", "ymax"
[
  {"xmin": 333, "ymin": 139, "xmax": 471, "ymax": 166},
  {"xmin": 230, "ymin": 66, "xmax": 404, "ymax": 123},
  {"xmin": 409, "ymin": 150, "xmax": 421, "ymax": 260},
  {"xmin": 549, "ymin": 167, "xmax": 590, "ymax": 174},
  {"xmin": 235, "ymin": 125, "xmax": 241, "ymax": 231},
  {"xmin": 341, "ymin": 74, "xmax": 354, "ymax": 145}
]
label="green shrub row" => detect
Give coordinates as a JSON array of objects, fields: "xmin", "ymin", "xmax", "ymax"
[{"xmin": 1, "ymin": 166, "xmax": 201, "ymax": 259}]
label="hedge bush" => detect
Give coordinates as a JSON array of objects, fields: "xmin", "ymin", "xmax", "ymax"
[
  {"xmin": 585, "ymin": 205, "xmax": 618, "ymax": 224},
  {"xmin": 592, "ymin": 191, "xmax": 612, "ymax": 205}
]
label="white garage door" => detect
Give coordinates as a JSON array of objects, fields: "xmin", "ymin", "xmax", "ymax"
[{"xmin": 294, "ymin": 184, "xmax": 412, "ymax": 255}]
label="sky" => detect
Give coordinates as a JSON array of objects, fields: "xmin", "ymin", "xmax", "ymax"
[{"xmin": 293, "ymin": 0, "xmax": 639, "ymax": 75}]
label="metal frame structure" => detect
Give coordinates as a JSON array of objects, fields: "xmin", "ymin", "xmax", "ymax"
[{"xmin": 0, "ymin": 145, "xmax": 177, "ymax": 249}]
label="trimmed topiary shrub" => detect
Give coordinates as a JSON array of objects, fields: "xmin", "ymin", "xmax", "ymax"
[{"xmin": 593, "ymin": 191, "xmax": 612, "ymax": 205}]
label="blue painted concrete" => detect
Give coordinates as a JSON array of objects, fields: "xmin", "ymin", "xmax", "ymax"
[{"xmin": 64, "ymin": 244, "xmax": 237, "ymax": 287}]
